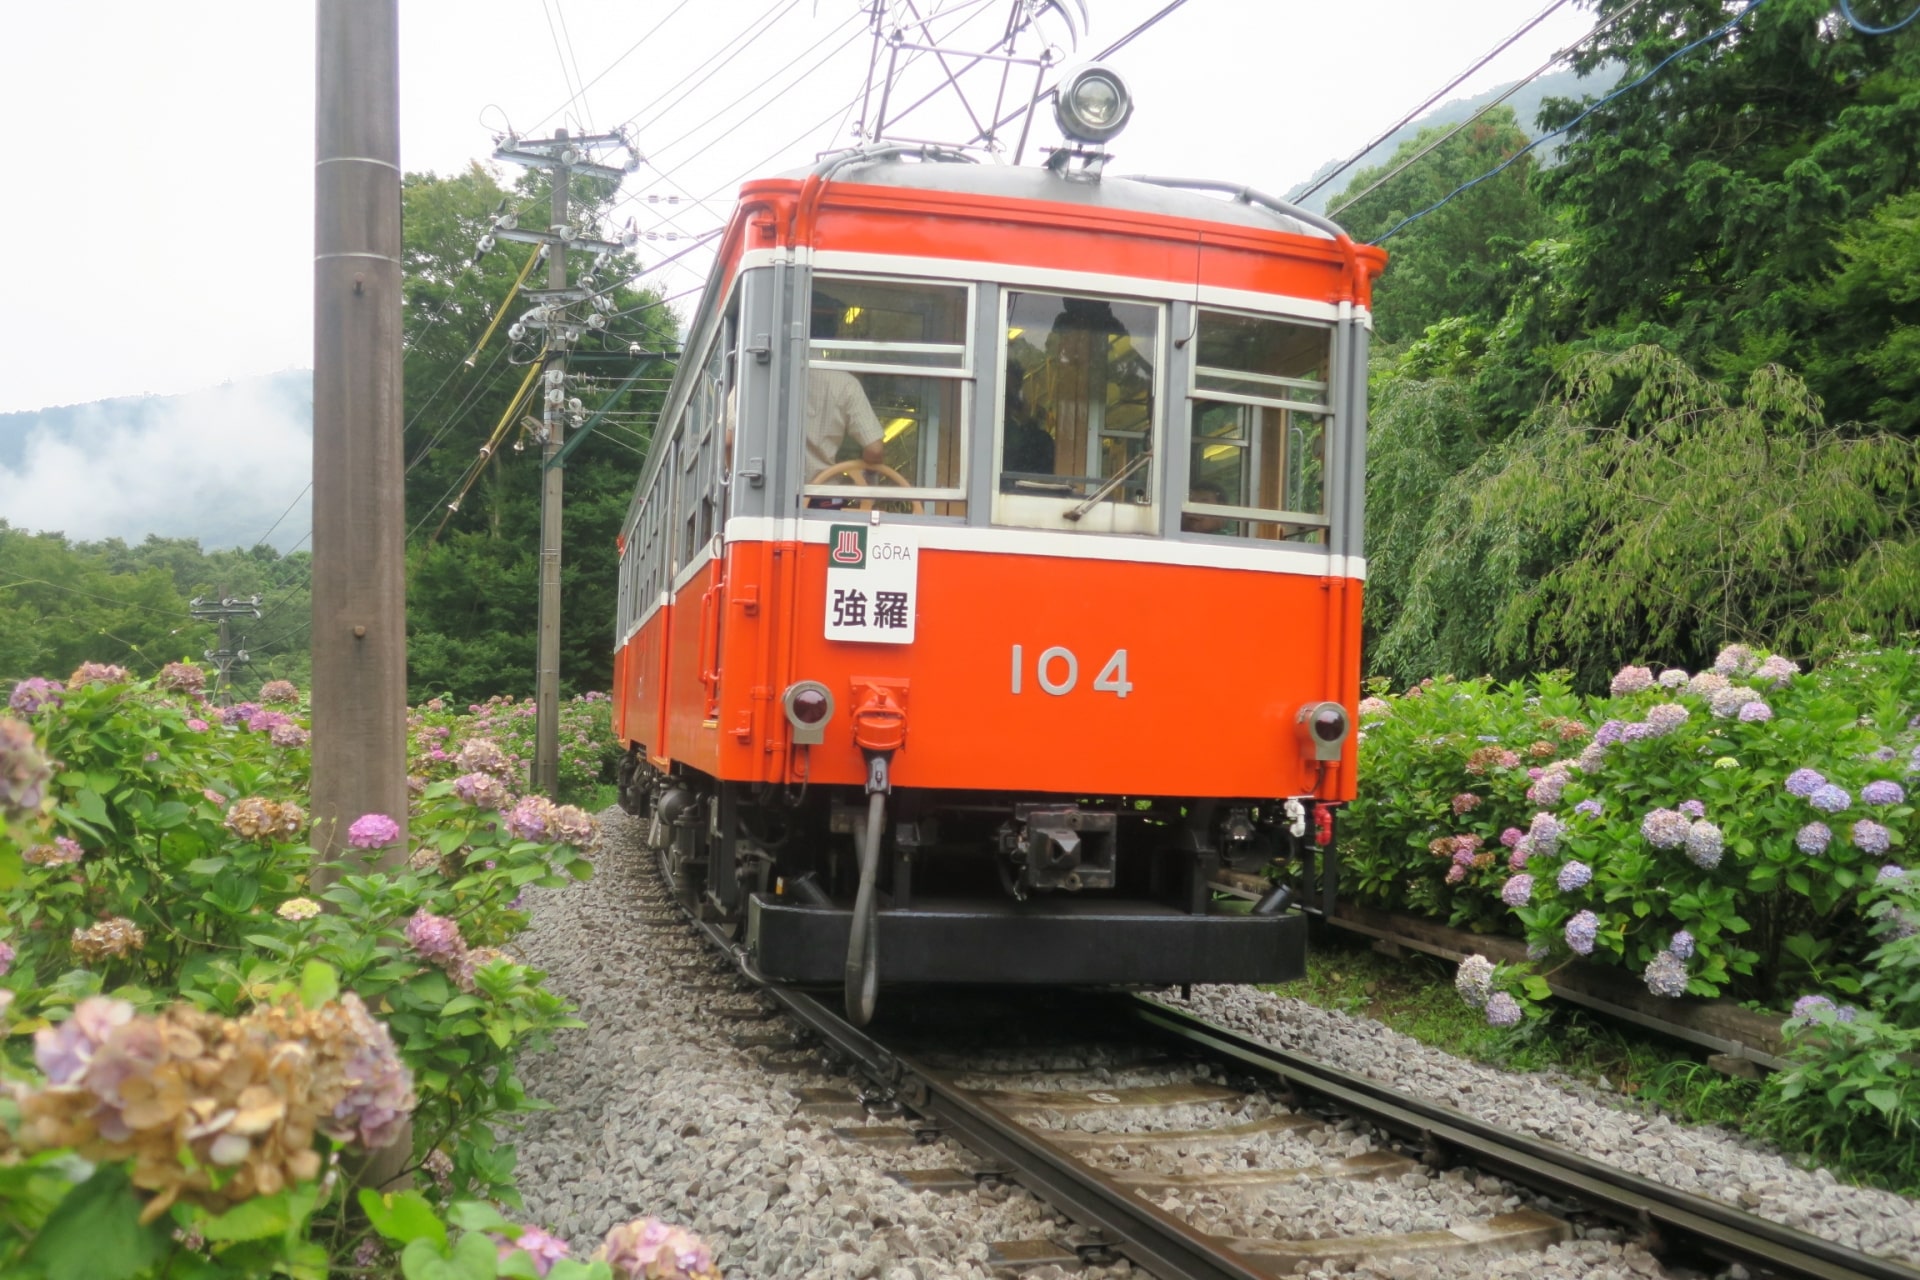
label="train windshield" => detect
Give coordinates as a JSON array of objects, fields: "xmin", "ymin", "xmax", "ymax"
[
  {"xmin": 1181, "ymin": 310, "xmax": 1331, "ymax": 543},
  {"xmin": 802, "ymin": 276, "xmax": 971, "ymax": 515},
  {"xmin": 995, "ymin": 291, "xmax": 1161, "ymax": 535}
]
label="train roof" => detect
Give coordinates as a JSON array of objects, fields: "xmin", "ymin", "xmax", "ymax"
[{"xmin": 769, "ymin": 152, "xmax": 1341, "ymax": 241}]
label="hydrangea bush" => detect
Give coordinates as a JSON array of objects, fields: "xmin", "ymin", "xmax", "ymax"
[
  {"xmin": 0, "ymin": 665, "xmax": 714, "ymax": 1278},
  {"xmin": 1350, "ymin": 646, "xmax": 1919, "ymax": 1004},
  {"xmin": 407, "ymin": 692, "xmax": 620, "ymax": 806}
]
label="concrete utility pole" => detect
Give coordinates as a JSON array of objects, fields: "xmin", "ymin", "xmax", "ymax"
[
  {"xmin": 312, "ymin": 0, "xmax": 408, "ymax": 868},
  {"xmin": 491, "ymin": 128, "xmax": 631, "ymax": 796},
  {"xmin": 189, "ymin": 595, "xmax": 261, "ymax": 702}
]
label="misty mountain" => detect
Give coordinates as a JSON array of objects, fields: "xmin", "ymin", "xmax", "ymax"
[
  {"xmin": 0, "ymin": 371, "xmax": 313, "ymax": 552},
  {"xmin": 1286, "ymin": 65, "xmax": 1617, "ymax": 214}
]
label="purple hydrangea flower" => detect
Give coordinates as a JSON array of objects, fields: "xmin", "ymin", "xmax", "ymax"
[
  {"xmin": 1644, "ymin": 950, "xmax": 1688, "ymax": 998},
  {"xmin": 1709, "ymin": 685, "xmax": 1760, "ymax": 719},
  {"xmin": 0, "ymin": 717, "xmax": 54, "ymax": 818},
  {"xmin": 1499, "ymin": 827, "xmax": 1525, "ymax": 849},
  {"xmin": 1753, "ymin": 654, "xmax": 1799, "ymax": 687},
  {"xmin": 1852, "ymin": 820, "xmax": 1893, "ymax": 856},
  {"xmin": 1641, "ymin": 808, "xmax": 1690, "ymax": 849},
  {"xmin": 1564, "ymin": 910, "xmax": 1600, "ymax": 955},
  {"xmin": 1558, "ymin": 861, "xmax": 1592, "ymax": 892},
  {"xmin": 1485, "ymin": 992, "xmax": 1523, "ymax": 1027},
  {"xmin": 1669, "ymin": 930, "xmax": 1695, "ymax": 959},
  {"xmin": 1790, "ymin": 994, "xmax": 1836, "ymax": 1022},
  {"xmin": 1686, "ymin": 819, "xmax": 1724, "ymax": 870},
  {"xmin": 1645, "ymin": 703, "xmax": 1690, "ymax": 735},
  {"xmin": 8, "ymin": 678, "xmax": 64, "ymax": 715},
  {"xmin": 319, "ymin": 993, "xmax": 416, "ymax": 1151},
  {"xmin": 1574, "ymin": 798, "xmax": 1604, "ymax": 819},
  {"xmin": 1679, "ymin": 799, "xmax": 1706, "ymax": 819},
  {"xmin": 1713, "ymin": 644, "xmax": 1756, "ymax": 676},
  {"xmin": 1526, "ymin": 941, "xmax": 1550, "ymax": 961},
  {"xmin": 1593, "ymin": 720, "xmax": 1629, "ymax": 747},
  {"xmin": 1687, "ymin": 671, "xmax": 1730, "ymax": 698},
  {"xmin": 0, "ymin": 939, "xmax": 14, "ymax": 977},
  {"xmin": 1610, "ymin": 665, "xmax": 1654, "ymax": 696},
  {"xmin": 1529, "ymin": 811, "xmax": 1563, "ymax": 856},
  {"xmin": 1737, "ymin": 700, "xmax": 1773, "ymax": 722},
  {"xmin": 1576, "ymin": 742, "xmax": 1609, "ymax": 774},
  {"xmin": 1785, "ymin": 768, "xmax": 1827, "ymax": 797},
  {"xmin": 505, "ymin": 795, "xmax": 558, "ymax": 842},
  {"xmin": 1862, "ymin": 780, "xmax": 1906, "ymax": 807},
  {"xmin": 404, "ymin": 910, "xmax": 465, "ymax": 963},
  {"xmin": 1879, "ymin": 865, "xmax": 1908, "ymax": 883},
  {"xmin": 1810, "ymin": 784, "xmax": 1851, "ymax": 814},
  {"xmin": 1501, "ymin": 875, "xmax": 1534, "ymax": 908},
  {"xmin": 1527, "ymin": 769, "xmax": 1570, "ymax": 805},
  {"xmin": 1796, "ymin": 822, "xmax": 1832, "ymax": 855},
  {"xmin": 347, "ymin": 812, "xmax": 400, "ymax": 849},
  {"xmin": 452, "ymin": 771, "xmax": 510, "ymax": 810},
  {"xmin": 1621, "ymin": 721, "xmax": 1657, "ymax": 742},
  {"xmin": 498, "ymin": 1227, "xmax": 570, "ymax": 1278}
]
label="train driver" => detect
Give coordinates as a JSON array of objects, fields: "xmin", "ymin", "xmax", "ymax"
[
  {"xmin": 1181, "ymin": 480, "xmax": 1231, "ymax": 534},
  {"xmin": 805, "ymin": 294, "xmax": 886, "ymax": 478}
]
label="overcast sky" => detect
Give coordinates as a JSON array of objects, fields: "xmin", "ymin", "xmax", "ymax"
[{"xmin": 0, "ymin": 0, "xmax": 1594, "ymax": 416}]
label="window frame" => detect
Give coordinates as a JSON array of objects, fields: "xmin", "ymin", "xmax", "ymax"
[
  {"xmin": 801, "ymin": 272, "xmax": 975, "ymax": 505},
  {"xmin": 1182, "ymin": 306, "xmax": 1335, "ymax": 537}
]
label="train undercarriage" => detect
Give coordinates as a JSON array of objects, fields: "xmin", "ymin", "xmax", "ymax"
[{"xmin": 618, "ymin": 749, "xmax": 1312, "ymax": 1023}]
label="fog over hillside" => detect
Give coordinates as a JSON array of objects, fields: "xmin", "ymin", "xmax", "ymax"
[{"xmin": 0, "ymin": 371, "xmax": 312, "ymax": 552}]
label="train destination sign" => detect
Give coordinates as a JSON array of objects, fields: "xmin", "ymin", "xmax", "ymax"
[{"xmin": 824, "ymin": 523, "xmax": 917, "ymax": 644}]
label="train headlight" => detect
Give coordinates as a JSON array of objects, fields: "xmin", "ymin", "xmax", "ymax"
[
  {"xmin": 1054, "ymin": 65, "xmax": 1133, "ymax": 146},
  {"xmin": 782, "ymin": 680, "xmax": 835, "ymax": 746},
  {"xmin": 1296, "ymin": 701, "xmax": 1351, "ymax": 762}
]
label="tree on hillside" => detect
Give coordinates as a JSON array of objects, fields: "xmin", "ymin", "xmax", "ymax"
[
  {"xmin": 1328, "ymin": 106, "xmax": 1550, "ymax": 346},
  {"xmin": 1540, "ymin": 0, "xmax": 1920, "ymax": 426},
  {"xmin": 396, "ymin": 166, "xmax": 678, "ymax": 704}
]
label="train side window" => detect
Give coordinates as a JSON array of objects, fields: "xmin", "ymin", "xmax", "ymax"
[
  {"xmin": 803, "ymin": 275, "xmax": 969, "ymax": 516},
  {"xmin": 1182, "ymin": 310, "xmax": 1331, "ymax": 544},
  {"xmin": 994, "ymin": 291, "xmax": 1160, "ymax": 535}
]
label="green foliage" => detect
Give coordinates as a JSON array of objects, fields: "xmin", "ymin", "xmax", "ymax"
[
  {"xmin": 409, "ymin": 692, "xmax": 619, "ymax": 808},
  {"xmin": 1334, "ymin": 107, "xmax": 1549, "ymax": 346},
  {"xmin": 1369, "ymin": 348, "xmax": 1920, "ymax": 688}
]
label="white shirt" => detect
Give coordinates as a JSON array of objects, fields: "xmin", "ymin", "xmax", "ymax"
[{"xmin": 804, "ymin": 368, "xmax": 884, "ymax": 479}]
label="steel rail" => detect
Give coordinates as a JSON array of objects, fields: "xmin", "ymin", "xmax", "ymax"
[{"xmin": 1129, "ymin": 996, "xmax": 1920, "ymax": 1280}]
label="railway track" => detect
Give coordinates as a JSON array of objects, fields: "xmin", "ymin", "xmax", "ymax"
[{"xmin": 652, "ymin": 859, "xmax": 1918, "ymax": 1280}]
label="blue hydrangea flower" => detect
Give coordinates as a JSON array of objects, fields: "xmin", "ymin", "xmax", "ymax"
[
  {"xmin": 1526, "ymin": 941, "xmax": 1550, "ymax": 961},
  {"xmin": 1644, "ymin": 950, "xmax": 1688, "ymax": 998},
  {"xmin": 1668, "ymin": 930, "xmax": 1695, "ymax": 960},
  {"xmin": 1640, "ymin": 808, "xmax": 1690, "ymax": 849},
  {"xmin": 1852, "ymin": 820, "xmax": 1893, "ymax": 856},
  {"xmin": 1862, "ymin": 780, "xmax": 1906, "ymax": 807},
  {"xmin": 1879, "ymin": 864, "xmax": 1908, "ymax": 883},
  {"xmin": 1574, "ymin": 798, "xmax": 1604, "ymax": 819},
  {"xmin": 1501, "ymin": 874, "xmax": 1534, "ymax": 908},
  {"xmin": 1529, "ymin": 811, "xmax": 1563, "ymax": 856},
  {"xmin": 1810, "ymin": 784, "xmax": 1851, "ymax": 814},
  {"xmin": 1785, "ymin": 768, "xmax": 1826, "ymax": 797},
  {"xmin": 1485, "ymin": 992, "xmax": 1522, "ymax": 1027},
  {"xmin": 1679, "ymin": 799, "xmax": 1706, "ymax": 819},
  {"xmin": 1686, "ymin": 820, "xmax": 1724, "ymax": 870},
  {"xmin": 1565, "ymin": 910, "xmax": 1600, "ymax": 956},
  {"xmin": 1557, "ymin": 861, "xmax": 1592, "ymax": 892},
  {"xmin": 1621, "ymin": 722, "xmax": 1658, "ymax": 742},
  {"xmin": 1796, "ymin": 822, "xmax": 1832, "ymax": 855},
  {"xmin": 1594, "ymin": 720, "xmax": 1628, "ymax": 747}
]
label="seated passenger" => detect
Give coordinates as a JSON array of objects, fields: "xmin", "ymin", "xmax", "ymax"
[
  {"xmin": 806, "ymin": 295, "xmax": 886, "ymax": 482},
  {"xmin": 1182, "ymin": 481, "xmax": 1230, "ymax": 534}
]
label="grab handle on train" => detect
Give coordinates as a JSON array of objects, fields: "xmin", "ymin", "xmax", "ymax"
[{"xmin": 844, "ymin": 755, "xmax": 890, "ymax": 1027}]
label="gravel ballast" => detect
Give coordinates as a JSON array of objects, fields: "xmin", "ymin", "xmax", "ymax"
[{"xmin": 508, "ymin": 811, "xmax": 1920, "ymax": 1278}]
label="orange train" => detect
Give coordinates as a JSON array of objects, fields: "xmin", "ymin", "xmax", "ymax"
[{"xmin": 611, "ymin": 91, "xmax": 1384, "ymax": 1022}]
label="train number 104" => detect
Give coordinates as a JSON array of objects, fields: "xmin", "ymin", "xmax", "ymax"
[{"xmin": 1010, "ymin": 645, "xmax": 1132, "ymax": 698}]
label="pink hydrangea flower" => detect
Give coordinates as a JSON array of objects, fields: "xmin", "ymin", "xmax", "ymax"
[{"xmin": 347, "ymin": 813, "xmax": 400, "ymax": 849}]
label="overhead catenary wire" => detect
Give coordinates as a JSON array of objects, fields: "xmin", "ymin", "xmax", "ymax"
[
  {"xmin": 1295, "ymin": 0, "xmax": 1575, "ymax": 205},
  {"xmin": 525, "ymin": 0, "xmax": 699, "ymax": 135},
  {"xmin": 1368, "ymin": 0, "xmax": 1769, "ymax": 244},
  {"xmin": 1329, "ymin": 0, "xmax": 1658, "ymax": 220}
]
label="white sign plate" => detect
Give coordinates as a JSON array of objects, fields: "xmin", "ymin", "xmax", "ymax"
[{"xmin": 823, "ymin": 522, "xmax": 917, "ymax": 644}]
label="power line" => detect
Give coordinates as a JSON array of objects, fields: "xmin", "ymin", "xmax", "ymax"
[
  {"xmin": 525, "ymin": 0, "xmax": 699, "ymax": 135},
  {"xmin": 1329, "ymin": 0, "xmax": 1657, "ymax": 220},
  {"xmin": 611, "ymin": 0, "xmax": 800, "ymax": 138},
  {"xmin": 1369, "ymin": 0, "xmax": 1767, "ymax": 244},
  {"xmin": 1295, "ymin": 0, "xmax": 1575, "ymax": 205},
  {"xmin": 544, "ymin": 0, "xmax": 596, "ymax": 133}
]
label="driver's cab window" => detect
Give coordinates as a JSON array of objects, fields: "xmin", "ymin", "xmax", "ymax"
[
  {"xmin": 995, "ymin": 292, "xmax": 1160, "ymax": 534},
  {"xmin": 802, "ymin": 276, "xmax": 969, "ymax": 517}
]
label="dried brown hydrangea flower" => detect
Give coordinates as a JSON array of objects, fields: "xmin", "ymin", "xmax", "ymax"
[{"xmin": 71, "ymin": 917, "xmax": 146, "ymax": 962}]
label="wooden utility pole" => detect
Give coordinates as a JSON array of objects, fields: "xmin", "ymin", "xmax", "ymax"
[
  {"xmin": 491, "ymin": 128, "xmax": 632, "ymax": 796},
  {"xmin": 311, "ymin": 0, "xmax": 408, "ymax": 868}
]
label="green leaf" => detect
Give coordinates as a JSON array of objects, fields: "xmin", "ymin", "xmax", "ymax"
[
  {"xmin": 1864, "ymin": 1088, "xmax": 1901, "ymax": 1117},
  {"xmin": 300, "ymin": 960, "xmax": 340, "ymax": 1010},
  {"xmin": 151, "ymin": 800, "xmax": 192, "ymax": 829},
  {"xmin": 21, "ymin": 1165, "xmax": 166, "ymax": 1280},
  {"xmin": 1522, "ymin": 976, "xmax": 1552, "ymax": 1001},
  {"xmin": 73, "ymin": 788, "xmax": 112, "ymax": 829},
  {"xmin": 199, "ymin": 1190, "xmax": 293, "ymax": 1242},
  {"xmin": 566, "ymin": 859, "xmax": 595, "ymax": 881},
  {"xmin": 445, "ymin": 1201, "xmax": 510, "ymax": 1233},
  {"xmin": 440, "ymin": 995, "xmax": 484, "ymax": 1016},
  {"xmin": 184, "ymin": 857, "xmax": 231, "ymax": 876},
  {"xmin": 358, "ymin": 1188, "xmax": 449, "ymax": 1250},
  {"xmin": 400, "ymin": 1232, "xmax": 497, "ymax": 1280}
]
